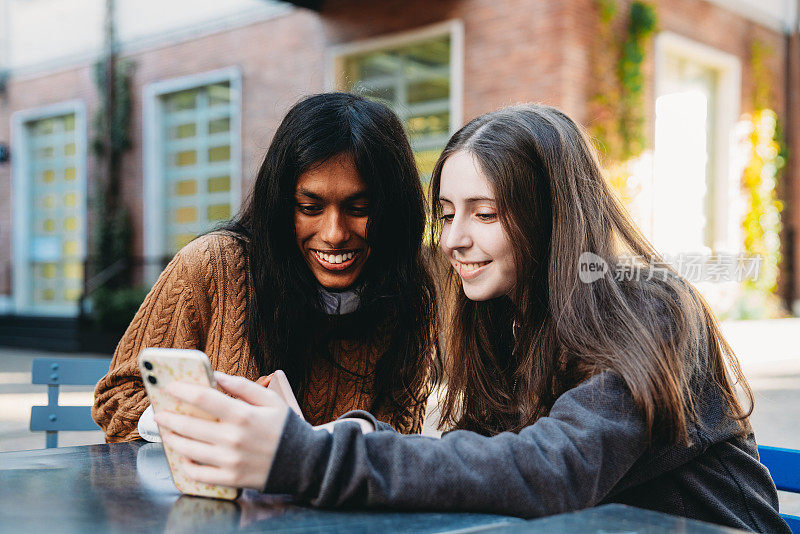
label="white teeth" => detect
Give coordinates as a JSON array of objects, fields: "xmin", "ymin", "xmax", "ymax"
[
  {"xmin": 460, "ymin": 261, "xmax": 490, "ymax": 271},
  {"xmin": 314, "ymin": 251, "xmax": 356, "ymax": 265}
]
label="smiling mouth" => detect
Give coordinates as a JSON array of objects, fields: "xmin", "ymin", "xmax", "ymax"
[
  {"xmin": 456, "ymin": 260, "xmax": 492, "ymax": 279},
  {"xmin": 311, "ymin": 249, "xmax": 362, "ymax": 272}
]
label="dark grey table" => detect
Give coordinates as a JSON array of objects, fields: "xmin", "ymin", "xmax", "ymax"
[{"xmin": 0, "ymin": 442, "xmax": 747, "ymax": 533}]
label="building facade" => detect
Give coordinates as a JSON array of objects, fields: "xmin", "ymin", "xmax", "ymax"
[{"xmin": 0, "ymin": 0, "xmax": 798, "ymax": 342}]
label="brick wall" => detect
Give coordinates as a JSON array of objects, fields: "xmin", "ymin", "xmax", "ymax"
[
  {"xmin": 0, "ymin": 8, "xmax": 324, "ymax": 295},
  {"xmin": 118, "ymin": 8, "xmax": 324, "ymax": 258},
  {"xmin": 0, "ymin": 0, "xmax": 796, "ymax": 306},
  {"xmin": 321, "ymin": 0, "xmax": 581, "ymax": 120}
]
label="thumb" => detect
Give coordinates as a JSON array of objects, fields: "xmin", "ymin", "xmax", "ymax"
[
  {"xmin": 256, "ymin": 373, "xmax": 273, "ymax": 387},
  {"xmin": 214, "ymin": 372, "xmax": 286, "ymax": 408}
]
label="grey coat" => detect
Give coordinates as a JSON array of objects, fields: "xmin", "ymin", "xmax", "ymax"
[{"xmin": 265, "ymin": 372, "xmax": 789, "ymax": 533}]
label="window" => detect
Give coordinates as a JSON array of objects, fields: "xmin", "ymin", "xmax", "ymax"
[
  {"xmin": 331, "ymin": 22, "xmax": 463, "ymax": 182},
  {"xmin": 651, "ymin": 34, "xmax": 741, "ymax": 254},
  {"xmin": 144, "ymin": 68, "xmax": 241, "ymax": 273},
  {"xmin": 160, "ymin": 82, "xmax": 235, "ymax": 252},
  {"xmin": 12, "ymin": 103, "xmax": 86, "ymax": 316}
]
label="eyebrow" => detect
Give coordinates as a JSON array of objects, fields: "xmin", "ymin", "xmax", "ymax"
[
  {"xmin": 438, "ymin": 196, "xmax": 496, "ymax": 203},
  {"xmin": 296, "ymin": 188, "xmax": 369, "ymax": 202}
]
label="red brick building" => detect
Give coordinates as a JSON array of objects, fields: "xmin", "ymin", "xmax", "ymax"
[{"xmin": 0, "ymin": 0, "xmax": 798, "ymax": 348}]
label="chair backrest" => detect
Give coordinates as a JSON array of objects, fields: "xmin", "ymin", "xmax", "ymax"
[
  {"xmin": 30, "ymin": 357, "xmax": 111, "ymax": 448},
  {"xmin": 758, "ymin": 445, "xmax": 800, "ymax": 533}
]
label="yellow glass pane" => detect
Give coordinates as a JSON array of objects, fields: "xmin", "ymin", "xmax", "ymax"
[
  {"xmin": 64, "ymin": 262, "xmax": 82, "ymax": 279},
  {"xmin": 173, "ymin": 123, "xmax": 196, "ymax": 139},
  {"xmin": 43, "ymin": 219, "xmax": 56, "ymax": 232},
  {"xmin": 407, "ymin": 77, "xmax": 449, "ymax": 105},
  {"xmin": 207, "ymin": 204, "xmax": 231, "ymax": 221},
  {"xmin": 175, "ymin": 151, "xmax": 197, "ymax": 166},
  {"xmin": 41, "ymin": 264, "xmax": 57, "ymax": 278},
  {"xmin": 173, "ymin": 233, "xmax": 195, "ymax": 251},
  {"xmin": 403, "ymin": 36, "xmax": 450, "ymax": 66},
  {"xmin": 64, "ymin": 288, "xmax": 82, "ymax": 301},
  {"xmin": 64, "ymin": 241, "xmax": 79, "ymax": 256},
  {"xmin": 170, "ymin": 90, "xmax": 197, "ymax": 111},
  {"xmin": 406, "ymin": 112, "xmax": 449, "ymax": 139},
  {"xmin": 65, "ymin": 143, "xmax": 76, "ymax": 156},
  {"xmin": 414, "ymin": 149, "xmax": 441, "ymax": 177},
  {"xmin": 174, "ymin": 207, "xmax": 197, "ymax": 223},
  {"xmin": 176, "ymin": 180, "xmax": 197, "ymax": 196},
  {"xmin": 64, "ymin": 115, "xmax": 75, "ymax": 131},
  {"xmin": 64, "ymin": 217, "xmax": 78, "ymax": 231},
  {"xmin": 64, "ymin": 193, "xmax": 77, "ymax": 207},
  {"xmin": 65, "ymin": 167, "xmax": 76, "ymax": 181},
  {"xmin": 208, "ymin": 84, "xmax": 231, "ymax": 106},
  {"xmin": 208, "ymin": 145, "xmax": 230, "ymax": 162},
  {"xmin": 42, "ymin": 195, "xmax": 55, "ymax": 208},
  {"xmin": 43, "ymin": 170, "xmax": 55, "ymax": 183},
  {"xmin": 37, "ymin": 147, "xmax": 54, "ymax": 159},
  {"xmin": 208, "ymin": 117, "xmax": 230, "ymax": 134},
  {"xmin": 207, "ymin": 176, "xmax": 230, "ymax": 193},
  {"xmin": 41, "ymin": 289, "xmax": 55, "ymax": 301},
  {"xmin": 40, "ymin": 120, "xmax": 55, "ymax": 134}
]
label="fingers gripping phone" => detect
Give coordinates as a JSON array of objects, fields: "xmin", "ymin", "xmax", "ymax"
[
  {"xmin": 265, "ymin": 370, "xmax": 304, "ymax": 419},
  {"xmin": 138, "ymin": 348, "xmax": 240, "ymax": 500}
]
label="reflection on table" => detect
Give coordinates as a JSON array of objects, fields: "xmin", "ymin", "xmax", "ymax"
[{"xmin": 0, "ymin": 442, "xmax": 747, "ymax": 533}]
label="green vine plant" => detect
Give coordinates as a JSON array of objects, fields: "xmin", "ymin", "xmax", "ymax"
[
  {"xmin": 91, "ymin": 57, "xmax": 133, "ymax": 280},
  {"xmin": 89, "ymin": 57, "xmax": 148, "ymax": 329},
  {"xmin": 618, "ymin": 1, "xmax": 657, "ymax": 160},
  {"xmin": 730, "ymin": 38, "xmax": 787, "ymax": 319},
  {"xmin": 589, "ymin": 0, "xmax": 656, "ymax": 206}
]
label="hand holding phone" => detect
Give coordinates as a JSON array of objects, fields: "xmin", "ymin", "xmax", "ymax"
[
  {"xmin": 138, "ymin": 348, "xmax": 240, "ymax": 500},
  {"xmin": 156, "ymin": 370, "xmax": 290, "ymax": 491}
]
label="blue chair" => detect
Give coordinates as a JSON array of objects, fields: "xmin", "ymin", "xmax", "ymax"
[
  {"xmin": 30, "ymin": 357, "xmax": 111, "ymax": 448},
  {"xmin": 759, "ymin": 445, "xmax": 800, "ymax": 532}
]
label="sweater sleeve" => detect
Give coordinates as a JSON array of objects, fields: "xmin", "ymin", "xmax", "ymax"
[
  {"xmin": 265, "ymin": 372, "xmax": 649, "ymax": 518},
  {"xmin": 91, "ymin": 250, "xmax": 204, "ymax": 443},
  {"xmin": 383, "ymin": 375, "xmax": 432, "ymax": 435}
]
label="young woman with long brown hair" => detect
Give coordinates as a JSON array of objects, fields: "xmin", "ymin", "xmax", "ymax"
[
  {"xmin": 93, "ymin": 93, "xmax": 437, "ymax": 441},
  {"xmin": 155, "ymin": 104, "xmax": 788, "ymax": 532}
]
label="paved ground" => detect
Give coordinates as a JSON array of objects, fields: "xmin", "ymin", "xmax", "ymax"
[{"xmin": 1, "ymin": 318, "xmax": 799, "ymax": 514}]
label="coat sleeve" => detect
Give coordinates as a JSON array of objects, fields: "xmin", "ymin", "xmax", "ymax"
[
  {"xmin": 265, "ymin": 372, "xmax": 649, "ymax": 518},
  {"xmin": 91, "ymin": 251, "xmax": 204, "ymax": 442}
]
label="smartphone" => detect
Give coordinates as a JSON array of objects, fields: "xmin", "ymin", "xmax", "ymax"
[
  {"xmin": 138, "ymin": 348, "xmax": 240, "ymax": 500},
  {"xmin": 266, "ymin": 370, "xmax": 304, "ymax": 419}
]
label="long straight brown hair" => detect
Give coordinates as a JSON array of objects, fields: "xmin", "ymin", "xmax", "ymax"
[
  {"xmin": 220, "ymin": 93, "xmax": 437, "ymax": 416},
  {"xmin": 430, "ymin": 104, "xmax": 753, "ymax": 443}
]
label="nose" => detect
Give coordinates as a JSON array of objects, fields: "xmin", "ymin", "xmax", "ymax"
[
  {"xmin": 442, "ymin": 214, "xmax": 472, "ymax": 252},
  {"xmin": 320, "ymin": 208, "xmax": 350, "ymax": 246}
]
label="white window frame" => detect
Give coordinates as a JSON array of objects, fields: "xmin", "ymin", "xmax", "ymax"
[
  {"xmin": 142, "ymin": 66, "xmax": 242, "ymax": 283},
  {"xmin": 653, "ymin": 32, "xmax": 742, "ymax": 253},
  {"xmin": 325, "ymin": 20, "xmax": 465, "ymax": 138},
  {"xmin": 10, "ymin": 100, "xmax": 88, "ymax": 317}
]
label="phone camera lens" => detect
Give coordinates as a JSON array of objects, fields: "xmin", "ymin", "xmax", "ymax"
[
  {"xmin": 143, "ymin": 361, "xmax": 153, "ymax": 371},
  {"xmin": 147, "ymin": 375, "xmax": 157, "ymax": 385}
]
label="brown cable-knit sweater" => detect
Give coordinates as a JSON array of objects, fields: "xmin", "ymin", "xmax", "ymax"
[{"xmin": 92, "ymin": 232, "xmax": 431, "ymax": 442}]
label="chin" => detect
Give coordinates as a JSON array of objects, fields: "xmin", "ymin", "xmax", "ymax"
[
  {"xmin": 462, "ymin": 285, "xmax": 494, "ymax": 302},
  {"xmin": 314, "ymin": 269, "xmax": 363, "ymax": 291},
  {"xmin": 462, "ymin": 281, "xmax": 513, "ymax": 302},
  {"xmin": 318, "ymin": 278, "xmax": 357, "ymax": 290}
]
